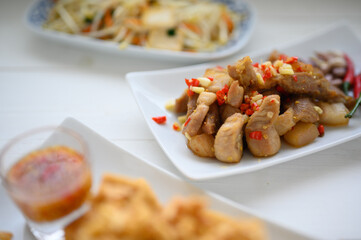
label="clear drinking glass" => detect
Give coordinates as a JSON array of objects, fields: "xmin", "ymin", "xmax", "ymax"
[{"xmin": 0, "ymin": 127, "xmax": 92, "ymax": 240}]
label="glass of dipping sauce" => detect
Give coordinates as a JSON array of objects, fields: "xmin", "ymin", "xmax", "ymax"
[{"xmin": 0, "ymin": 127, "xmax": 91, "ymax": 240}]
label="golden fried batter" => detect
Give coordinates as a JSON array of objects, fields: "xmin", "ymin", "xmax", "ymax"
[
  {"xmin": 65, "ymin": 174, "xmax": 266, "ymax": 240},
  {"xmin": 0, "ymin": 232, "xmax": 13, "ymax": 240}
]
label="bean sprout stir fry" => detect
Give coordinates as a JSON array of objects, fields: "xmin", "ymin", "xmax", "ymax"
[{"xmin": 44, "ymin": 0, "xmax": 245, "ymax": 52}]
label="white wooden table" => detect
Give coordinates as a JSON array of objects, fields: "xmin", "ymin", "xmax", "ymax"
[{"xmin": 1, "ymin": 0, "xmax": 361, "ymax": 239}]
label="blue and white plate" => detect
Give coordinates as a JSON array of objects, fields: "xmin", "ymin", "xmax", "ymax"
[{"xmin": 25, "ymin": 0, "xmax": 256, "ymax": 62}]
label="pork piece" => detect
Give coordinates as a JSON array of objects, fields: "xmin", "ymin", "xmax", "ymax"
[
  {"xmin": 183, "ymin": 104, "xmax": 209, "ymax": 137},
  {"xmin": 197, "ymin": 92, "xmax": 217, "ymax": 106},
  {"xmin": 228, "ymin": 56, "xmax": 275, "ymax": 91},
  {"xmin": 214, "ymin": 113, "xmax": 247, "ymax": 163},
  {"xmin": 227, "ymin": 56, "xmax": 257, "ymax": 88},
  {"xmin": 284, "ymin": 97, "xmax": 319, "ymax": 123},
  {"xmin": 274, "ymin": 73, "xmax": 350, "ymax": 103},
  {"xmin": 268, "ymin": 50, "xmax": 281, "ymax": 62},
  {"xmin": 274, "ymin": 108, "xmax": 296, "ymax": 136},
  {"xmin": 220, "ymin": 104, "xmax": 241, "ymax": 122},
  {"xmin": 202, "ymin": 103, "xmax": 220, "ymax": 135},
  {"xmin": 203, "ymin": 67, "xmax": 233, "ymax": 93},
  {"xmin": 259, "ymin": 88, "xmax": 280, "ymax": 96},
  {"xmin": 226, "ymin": 81, "xmax": 244, "ymax": 108},
  {"xmin": 183, "ymin": 92, "xmax": 218, "ymax": 137},
  {"xmin": 188, "ymin": 134, "xmax": 215, "ymax": 158},
  {"xmin": 228, "ymin": 55, "xmax": 351, "ymax": 103},
  {"xmin": 186, "ymin": 93, "xmax": 199, "ymax": 118},
  {"xmin": 245, "ymin": 95, "xmax": 281, "ymax": 157},
  {"xmin": 175, "ymin": 90, "xmax": 188, "ymax": 113}
]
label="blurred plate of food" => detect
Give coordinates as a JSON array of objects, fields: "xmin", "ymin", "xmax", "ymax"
[
  {"xmin": 25, "ymin": 0, "xmax": 255, "ymax": 62},
  {"xmin": 0, "ymin": 117, "xmax": 316, "ymax": 240},
  {"xmin": 126, "ymin": 22, "xmax": 361, "ymax": 180}
]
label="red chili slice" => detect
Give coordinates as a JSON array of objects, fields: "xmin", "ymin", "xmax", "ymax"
[
  {"xmin": 152, "ymin": 116, "xmax": 167, "ymax": 124},
  {"xmin": 191, "ymin": 78, "xmax": 200, "ymax": 87},
  {"xmin": 343, "ymin": 53, "xmax": 355, "ymax": 95},
  {"xmin": 245, "ymin": 109, "xmax": 254, "ymax": 116},
  {"xmin": 353, "ymin": 74, "xmax": 361, "ymax": 99},
  {"xmin": 240, "ymin": 103, "xmax": 250, "ymax": 111},
  {"xmin": 285, "ymin": 56, "xmax": 298, "ymax": 64},
  {"xmin": 263, "ymin": 67, "xmax": 272, "ymax": 80},
  {"xmin": 216, "ymin": 65, "xmax": 224, "ymax": 70},
  {"xmin": 173, "ymin": 123, "xmax": 180, "ymax": 131},
  {"xmin": 216, "ymin": 84, "xmax": 229, "ymax": 105},
  {"xmin": 216, "ymin": 91, "xmax": 226, "ymax": 105},
  {"xmin": 279, "ymin": 54, "xmax": 288, "ymax": 61},
  {"xmin": 187, "ymin": 88, "xmax": 194, "ymax": 96},
  {"xmin": 318, "ymin": 124, "xmax": 325, "ymax": 137},
  {"xmin": 249, "ymin": 131, "xmax": 262, "ymax": 140},
  {"xmin": 184, "ymin": 117, "xmax": 191, "ymax": 127}
]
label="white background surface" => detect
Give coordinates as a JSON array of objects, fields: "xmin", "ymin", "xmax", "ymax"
[{"xmin": 1, "ymin": 0, "xmax": 361, "ymax": 239}]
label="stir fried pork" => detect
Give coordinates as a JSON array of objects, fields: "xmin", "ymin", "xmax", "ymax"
[
  {"xmin": 174, "ymin": 90, "xmax": 188, "ymax": 113},
  {"xmin": 227, "ymin": 56, "xmax": 258, "ymax": 89},
  {"xmin": 171, "ymin": 51, "xmax": 355, "ymax": 164},
  {"xmin": 226, "ymin": 81, "xmax": 244, "ymax": 108},
  {"xmin": 220, "ymin": 104, "xmax": 242, "ymax": 122},
  {"xmin": 215, "ymin": 113, "xmax": 247, "ymax": 163},
  {"xmin": 183, "ymin": 92, "xmax": 217, "ymax": 137},
  {"xmin": 204, "ymin": 67, "xmax": 233, "ymax": 93},
  {"xmin": 274, "ymin": 108, "xmax": 296, "ymax": 136},
  {"xmin": 245, "ymin": 95, "xmax": 281, "ymax": 157},
  {"xmin": 228, "ymin": 56, "xmax": 351, "ymax": 104},
  {"xmin": 274, "ymin": 73, "xmax": 349, "ymax": 103},
  {"xmin": 268, "ymin": 50, "xmax": 281, "ymax": 63},
  {"xmin": 202, "ymin": 103, "xmax": 220, "ymax": 135},
  {"xmin": 197, "ymin": 92, "xmax": 217, "ymax": 105},
  {"xmin": 188, "ymin": 134, "xmax": 215, "ymax": 158},
  {"xmin": 284, "ymin": 97, "xmax": 319, "ymax": 123},
  {"xmin": 183, "ymin": 104, "xmax": 209, "ymax": 137},
  {"xmin": 186, "ymin": 93, "xmax": 199, "ymax": 118}
]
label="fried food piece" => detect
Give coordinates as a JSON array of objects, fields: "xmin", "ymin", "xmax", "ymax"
[
  {"xmin": 0, "ymin": 232, "xmax": 13, "ymax": 240},
  {"xmin": 65, "ymin": 174, "xmax": 267, "ymax": 240},
  {"xmin": 65, "ymin": 174, "xmax": 164, "ymax": 240},
  {"xmin": 162, "ymin": 196, "xmax": 266, "ymax": 240}
]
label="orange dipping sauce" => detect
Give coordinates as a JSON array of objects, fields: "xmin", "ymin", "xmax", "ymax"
[{"xmin": 6, "ymin": 146, "xmax": 91, "ymax": 222}]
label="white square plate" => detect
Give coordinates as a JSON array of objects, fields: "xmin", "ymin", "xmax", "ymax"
[
  {"xmin": 25, "ymin": 0, "xmax": 255, "ymax": 63},
  {"xmin": 0, "ymin": 118, "xmax": 316, "ymax": 240},
  {"xmin": 127, "ymin": 22, "xmax": 361, "ymax": 180}
]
